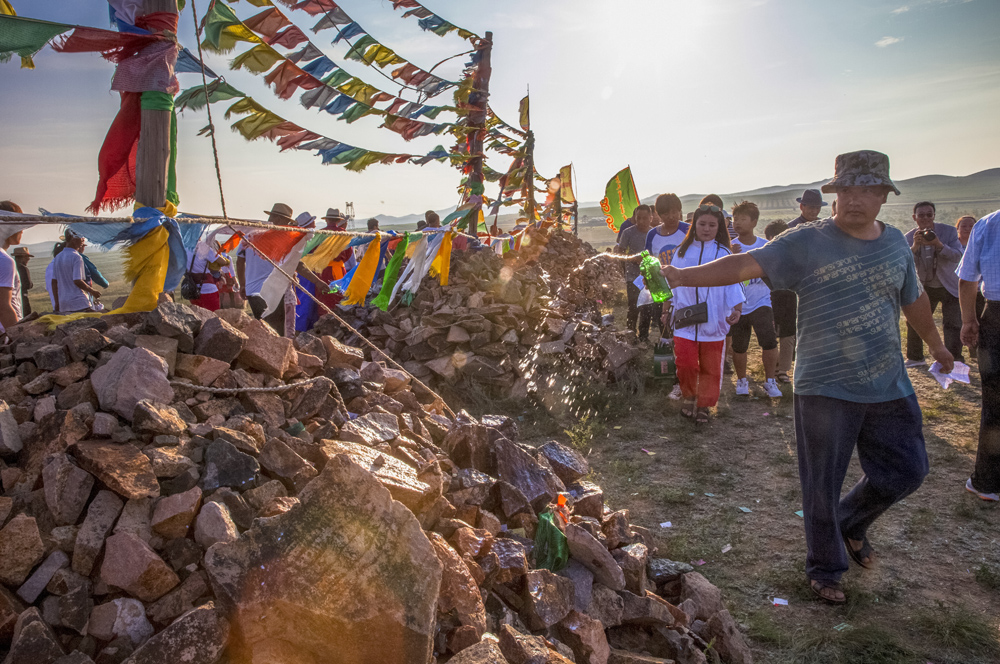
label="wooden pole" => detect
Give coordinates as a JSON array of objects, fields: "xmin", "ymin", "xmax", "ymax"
[
  {"xmin": 467, "ymin": 32, "xmax": 492, "ymax": 202},
  {"xmin": 134, "ymin": 0, "xmax": 178, "ymax": 209},
  {"xmin": 524, "ymin": 130, "xmax": 536, "ymax": 222}
]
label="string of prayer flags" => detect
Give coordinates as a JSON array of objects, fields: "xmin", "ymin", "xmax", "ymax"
[
  {"xmin": 0, "ymin": 7, "xmax": 71, "ymax": 68},
  {"xmin": 300, "ymin": 234, "xmax": 351, "ymax": 272},
  {"xmin": 600, "ymin": 166, "xmax": 640, "ymax": 232},
  {"xmin": 201, "ymin": 0, "xmax": 262, "ymax": 54}
]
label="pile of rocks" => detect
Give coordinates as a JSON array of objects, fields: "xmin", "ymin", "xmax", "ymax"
[
  {"xmin": 0, "ymin": 301, "xmax": 750, "ymax": 664},
  {"xmin": 321, "ymin": 229, "xmax": 638, "ymax": 414}
]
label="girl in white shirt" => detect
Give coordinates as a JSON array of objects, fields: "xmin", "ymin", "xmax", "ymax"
[{"xmin": 668, "ymin": 205, "xmax": 745, "ymax": 424}]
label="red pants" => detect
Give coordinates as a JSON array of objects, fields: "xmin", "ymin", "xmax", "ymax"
[
  {"xmin": 674, "ymin": 337, "xmax": 725, "ymax": 408},
  {"xmin": 190, "ymin": 291, "xmax": 220, "ymax": 312}
]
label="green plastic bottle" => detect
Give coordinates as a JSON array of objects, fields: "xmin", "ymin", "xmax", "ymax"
[{"xmin": 639, "ymin": 250, "xmax": 673, "ymax": 302}]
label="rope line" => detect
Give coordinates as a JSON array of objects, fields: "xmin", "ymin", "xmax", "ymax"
[
  {"xmin": 190, "ymin": 0, "xmax": 229, "ymax": 221},
  {"xmin": 169, "ymin": 375, "xmax": 324, "ymax": 394},
  {"xmin": 236, "ymin": 232, "xmax": 458, "ymax": 420}
]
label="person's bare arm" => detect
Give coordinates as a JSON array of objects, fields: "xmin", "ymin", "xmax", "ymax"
[
  {"xmin": 901, "ymin": 292, "xmax": 954, "ymax": 372},
  {"xmin": 51, "ymin": 279, "xmax": 59, "ymax": 312},
  {"xmin": 662, "ymin": 253, "xmax": 765, "ymax": 288},
  {"xmin": 296, "ymin": 263, "xmax": 328, "ymax": 290},
  {"xmin": 959, "ymin": 279, "xmax": 980, "ymax": 348},
  {"xmin": 236, "ymin": 256, "xmax": 246, "ymax": 296},
  {"xmin": 73, "ymin": 279, "xmax": 101, "ymax": 298},
  {"xmin": 0, "ymin": 287, "xmax": 16, "ymax": 329}
]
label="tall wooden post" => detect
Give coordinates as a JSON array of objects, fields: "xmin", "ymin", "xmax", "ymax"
[
  {"xmin": 524, "ymin": 130, "xmax": 536, "ymax": 222},
  {"xmin": 134, "ymin": 0, "xmax": 178, "ymax": 209},
  {"xmin": 467, "ymin": 32, "xmax": 492, "ymax": 201}
]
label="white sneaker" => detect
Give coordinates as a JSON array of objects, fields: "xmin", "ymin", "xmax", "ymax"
[
  {"xmin": 965, "ymin": 478, "xmax": 999, "ymax": 502},
  {"xmin": 763, "ymin": 378, "xmax": 783, "ymax": 398},
  {"xmin": 668, "ymin": 384, "xmax": 682, "ymax": 401},
  {"xmin": 904, "ymin": 359, "xmax": 926, "ymax": 368},
  {"xmin": 735, "ymin": 378, "xmax": 749, "ymax": 396}
]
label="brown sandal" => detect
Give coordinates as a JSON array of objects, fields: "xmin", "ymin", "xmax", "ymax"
[
  {"xmin": 680, "ymin": 398, "xmax": 696, "ymax": 419},
  {"xmin": 695, "ymin": 407, "xmax": 710, "ymax": 425},
  {"xmin": 810, "ymin": 579, "xmax": 846, "ymax": 604}
]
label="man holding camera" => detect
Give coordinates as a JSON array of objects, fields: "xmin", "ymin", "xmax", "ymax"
[{"xmin": 904, "ymin": 201, "xmax": 965, "ymax": 365}]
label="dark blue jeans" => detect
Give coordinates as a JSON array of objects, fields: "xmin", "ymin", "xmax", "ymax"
[
  {"xmin": 972, "ymin": 302, "xmax": 1000, "ymax": 493},
  {"xmin": 794, "ymin": 393, "xmax": 928, "ymax": 582}
]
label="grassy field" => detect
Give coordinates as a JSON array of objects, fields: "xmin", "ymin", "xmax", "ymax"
[{"xmin": 482, "ymin": 292, "xmax": 1000, "ymax": 664}]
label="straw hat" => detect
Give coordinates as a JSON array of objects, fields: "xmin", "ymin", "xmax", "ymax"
[{"xmin": 11, "ymin": 247, "xmax": 33, "ymax": 258}]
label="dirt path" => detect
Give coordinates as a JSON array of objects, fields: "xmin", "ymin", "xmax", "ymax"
[{"xmin": 515, "ymin": 342, "xmax": 999, "ymax": 663}]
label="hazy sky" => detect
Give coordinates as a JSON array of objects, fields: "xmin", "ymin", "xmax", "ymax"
[{"xmin": 2, "ymin": 0, "xmax": 999, "ymax": 244}]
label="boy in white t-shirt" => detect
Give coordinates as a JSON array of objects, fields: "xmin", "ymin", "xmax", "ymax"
[{"xmin": 729, "ymin": 201, "xmax": 782, "ymax": 397}]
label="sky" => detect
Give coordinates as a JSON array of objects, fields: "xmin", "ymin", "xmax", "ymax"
[{"xmin": 2, "ymin": 0, "xmax": 999, "ymax": 244}]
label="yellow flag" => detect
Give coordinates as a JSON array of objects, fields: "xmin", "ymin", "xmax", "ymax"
[
  {"xmin": 559, "ymin": 165, "xmax": 576, "ymax": 203},
  {"xmin": 342, "ymin": 235, "xmax": 381, "ymax": 305},
  {"xmin": 301, "ymin": 235, "xmax": 351, "ymax": 273},
  {"xmin": 428, "ymin": 231, "xmax": 454, "ymax": 286},
  {"xmin": 518, "ymin": 95, "xmax": 530, "ymax": 131}
]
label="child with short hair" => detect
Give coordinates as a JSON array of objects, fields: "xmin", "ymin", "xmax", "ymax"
[{"xmin": 730, "ymin": 202, "xmax": 782, "ymax": 397}]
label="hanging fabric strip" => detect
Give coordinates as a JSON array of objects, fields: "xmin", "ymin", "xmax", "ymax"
[
  {"xmin": 259, "ymin": 232, "xmax": 311, "ymax": 317},
  {"xmin": 371, "ymin": 232, "xmax": 409, "ymax": 310},
  {"xmin": 300, "ymin": 234, "xmax": 351, "ymax": 272},
  {"xmin": 175, "ymin": 47, "xmax": 217, "ymax": 77},
  {"xmin": 267, "ymin": 25, "xmax": 308, "ymax": 48},
  {"xmin": 292, "ymin": 0, "xmax": 338, "ymax": 16},
  {"xmin": 342, "ymin": 235, "xmax": 381, "ymax": 305},
  {"xmin": 246, "ymin": 227, "xmax": 308, "ymax": 262},
  {"xmin": 0, "ymin": 13, "xmax": 71, "ymax": 68},
  {"xmin": 287, "ymin": 42, "xmax": 322, "ymax": 63},
  {"xmin": 428, "ymin": 230, "xmax": 453, "ymax": 286},
  {"xmin": 387, "ymin": 0, "xmax": 481, "ymax": 43},
  {"xmin": 230, "ymin": 42, "xmax": 282, "ymax": 73},
  {"xmin": 175, "ymin": 80, "xmax": 244, "ymax": 112},
  {"xmin": 88, "ymin": 91, "xmax": 141, "ymax": 214},
  {"xmin": 242, "ymin": 7, "xmax": 290, "ymax": 39}
]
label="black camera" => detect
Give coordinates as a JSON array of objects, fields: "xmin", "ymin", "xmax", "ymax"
[{"xmin": 916, "ymin": 229, "xmax": 937, "ymax": 242}]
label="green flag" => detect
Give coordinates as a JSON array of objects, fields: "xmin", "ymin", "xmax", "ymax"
[{"xmin": 600, "ymin": 166, "xmax": 640, "ymax": 232}]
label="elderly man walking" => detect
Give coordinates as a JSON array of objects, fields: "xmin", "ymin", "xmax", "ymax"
[
  {"xmin": 788, "ymin": 189, "xmax": 828, "ymax": 228},
  {"xmin": 958, "ymin": 209, "xmax": 1000, "ymax": 502},
  {"xmin": 904, "ymin": 201, "xmax": 965, "ymax": 364},
  {"xmin": 661, "ymin": 150, "xmax": 953, "ymax": 603}
]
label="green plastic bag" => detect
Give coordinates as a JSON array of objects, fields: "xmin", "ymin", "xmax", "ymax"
[{"xmin": 534, "ymin": 510, "xmax": 568, "ymax": 572}]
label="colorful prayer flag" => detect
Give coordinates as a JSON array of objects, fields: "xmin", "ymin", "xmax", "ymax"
[
  {"xmin": 600, "ymin": 166, "xmax": 639, "ymax": 232},
  {"xmin": 559, "ymin": 164, "xmax": 575, "ymax": 203},
  {"xmin": 518, "ymin": 94, "xmax": 530, "ymax": 131}
]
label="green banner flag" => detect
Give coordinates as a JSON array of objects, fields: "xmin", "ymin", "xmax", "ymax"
[{"xmin": 600, "ymin": 166, "xmax": 639, "ymax": 232}]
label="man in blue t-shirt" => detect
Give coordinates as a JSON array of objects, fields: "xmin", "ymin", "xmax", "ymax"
[{"xmin": 661, "ymin": 150, "xmax": 954, "ymax": 604}]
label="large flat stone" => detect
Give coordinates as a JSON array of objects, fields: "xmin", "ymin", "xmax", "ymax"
[
  {"xmin": 494, "ymin": 438, "xmax": 565, "ymax": 512},
  {"xmin": 72, "ymin": 490, "xmax": 124, "ymax": 577},
  {"xmin": 70, "ymin": 441, "xmax": 160, "ymax": 500},
  {"xmin": 0, "ymin": 517, "xmax": 47, "ymax": 587},
  {"xmin": 121, "ymin": 601, "xmax": 228, "ymax": 664},
  {"xmin": 338, "ymin": 412, "xmax": 401, "ymax": 446},
  {"xmin": 0, "ymin": 399, "xmax": 23, "ymax": 457},
  {"xmin": 194, "ymin": 317, "xmax": 247, "ymax": 364},
  {"xmin": 100, "ymin": 532, "xmax": 179, "ymax": 602},
  {"xmin": 321, "ymin": 439, "xmax": 436, "ymax": 512},
  {"xmin": 237, "ymin": 319, "xmax": 295, "ymax": 379},
  {"xmin": 428, "ymin": 532, "xmax": 486, "ymax": 640},
  {"xmin": 42, "ymin": 454, "xmax": 95, "ymax": 526},
  {"xmin": 90, "ymin": 347, "xmax": 174, "ymax": 421},
  {"xmin": 203, "ymin": 454, "xmax": 442, "ymax": 664},
  {"xmin": 566, "ymin": 523, "xmax": 625, "ymax": 592}
]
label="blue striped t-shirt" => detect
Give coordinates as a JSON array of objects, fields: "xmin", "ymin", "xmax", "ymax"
[{"xmin": 749, "ymin": 218, "xmax": 922, "ymax": 403}]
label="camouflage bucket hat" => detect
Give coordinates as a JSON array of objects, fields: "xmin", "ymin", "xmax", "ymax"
[{"xmin": 821, "ymin": 150, "xmax": 900, "ymax": 195}]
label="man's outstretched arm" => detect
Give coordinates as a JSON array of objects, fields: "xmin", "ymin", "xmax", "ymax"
[{"xmin": 661, "ymin": 253, "xmax": 765, "ymax": 288}]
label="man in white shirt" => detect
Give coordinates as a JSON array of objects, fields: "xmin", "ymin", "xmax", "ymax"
[
  {"xmin": 0, "ymin": 231, "xmax": 24, "ymax": 331},
  {"xmin": 238, "ymin": 203, "xmax": 293, "ymax": 330},
  {"xmin": 51, "ymin": 230, "xmax": 102, "ymax": 313}
]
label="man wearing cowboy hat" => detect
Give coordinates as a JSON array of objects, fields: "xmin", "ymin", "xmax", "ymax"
[
  {"xmin": 0, "ymin": 202, "xmax": 28, "ymax": 329},
  {"xmin": 51, "ymin": 229, "xmax": 102, "ymax": 314},
  {"xmin": 660, "ymin": 150, "xmax": 953, "ymax": 604},
  {"xmin": 788, "ymin": 189, "xmax": 828, "ymax": 228},
  {"xmin": 11, "ymin": 246, "xmax": 33, "ymax": 317}
]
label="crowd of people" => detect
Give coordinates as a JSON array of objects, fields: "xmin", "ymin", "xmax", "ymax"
[{"xmin": 613, "ymin": 149, "xmax": 997, "ymax": 604}]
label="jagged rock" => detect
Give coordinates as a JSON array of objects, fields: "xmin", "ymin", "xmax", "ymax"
[
  {"xmin": 58, "ymin": 582, "xmax": 93, "ymax": 634},
  {"xmin": 119, "ymin": 602, "xmax": 228, "ymax": 664},
  {"xmin": 175, "ymin": 355, "xmax": 230, "ymax": 387},
  {"xmin": 143, "ymin": 448, "xmax": 196, "ymax": 479},
  {"xmin": 481, "ymin": 538, "xmax": 529, "ymax": 585},
  {"xmin": 71, "ymin": 490, "xmax": 124, "ymax": 576},
  {"xmin": 0, "ymin": 399, "xmax": 23, "ymax": 457},
  {"xmin": 321, "ymin": 439, "xmax": 436, "ymax": 513},
  {"xmin": 612, "ymin": 543, "xmax": 648, "ymax": 595},
  {"xmin": 70, "ymin": 441, "xmax": 159, "ymax": 500},
  {"xmin": 602, "ymin": 510, "xmax": 631, "ymax": 550},
  {"xmin": 428, "ymin": 532, "xmax": 487, "ymax": 639},
  {"xmin": 587, "ymin": 583, "xmax": 624, "ymax": 628},
  {"xmin": 194, "ymin": 502, "xmax": 239, "ymax": 549},
  {"xmin": 702, "ymin": 609, "xmax": 752, "ymax": 664},
  {"xmin": 451, "ymin": 527, "xmax": 494, "ymax": 559},
  {"xmin": 323, "ymin": 336, "xmax": 364, "ymax": 369},
  {"xmin": 204, "ymin": 488, "xmax": 254, "ymax": 531},
  {"xmin": 257, "ymin": 439, "xmax": 317, "ymax": 493},
  {"xmin": 679, "ymin": 573, "xmax": 723, "ymax": 622},
  {"xmin": 50, "ymin": 361, "xmax": 89, "ymax": 388},
  {"xmin": 237, "ymin": 319, "xmax": 295, "ymax": 379},
  {"xmin": 194, "ymin": 317, "xmax": 247, "ymax": 364},
  {"xmin": 565, "ymin": 523, "xmax": 625, "ymax": 591},
  {"xmin": 442, "ymin": 423, "xmax": 492, "ymax": 473},
  {"xmin": 539, "ymin": 441, "xmax": 589, "ymax": 484},
  {"xmin": 243, "ymin": 480, "xmax": 287, "ymax": 512},
  {"xmin": 447, "ymin": 637, "xmax": 508, "ymax": 664},
  {"xmin": 288, "ymin": 376, "xmax": 335, "ymax": 421},
  {"xmin": 132, "ymin": 401, "xmax": 187, "ymax": 437},
  {"xmin": 566, "ymin": 481, "xmax": 604, "ymax": 519},
  {"xmin": 210, "ymin": 427, "xmax": 258, "ymax": 456},
  {"xmin": 42, "ymin": 454, "xmax": 95, "ymax": 526},
  {"xmin": 557, "ymin": 610, "xmax": 610, "ymax": 664},
  {"xmin": 648, "ymin": 559, "xmax": 694, "ymax": 586},
  {"xmin": 494, "ymin": 438, "xmax": 565, "ymax": 511},
  {"xmin": 90, "ymin": 347, "xmax": 174, "ymax": 421},
  {"xmin": 257, "ymin": 495, "xmax": 298, "ymax": 518},
  {"xmin": 151, "ymin": 487, "xmax": 202, "ymax": 539},
  {"xmin": 1, "ymin": 586, "xmax": 24, "ymax": 646},
  {"xmin": 498, "ymin": 624, "xmax": 574, "ymax": 664},
  {"xmin": 88, "ymin": 599, "xmax": 154, "ymax": 646},
  {"xmin": 33, "ymin": 345, "xmax": 70, "ymax": 372},
  {"xmin": 17, "ymin": 550, "xmax": 69, "ymax": 604},
  {"xmin": 204, "ymin": 455, "xmax": 442, "ymax": 664},
  {"xmin": 100, "ymin": 532, "xmax": 179, "ymax": 602},
  {"xmin": 145, "ymin": 571, "xmax": 208, "ymax": 626},
  {"xmin": 338, "ymin": 411, "xmax": 400, "ymax": 446},
  {"xmin": 7, "ymin": 608, "xmax": 65, "ymax": 664},
  {"xmin": 200, "ymin": 440, "xmax": 259, "ymax": 492},
  {"xmin": 46, "ymin": 567, "xmax": 87, "ymax": 596},
  {"xmin": 618, "ymin": 591, "xmax": 675, "ymax": 628},
  {"xmin": 522, "ymin": 568, "xmax": 575, "ymax": 630}
]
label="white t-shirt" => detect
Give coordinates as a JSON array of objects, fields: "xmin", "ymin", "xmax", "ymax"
[
  {"xmin": 52, "ymin": 248, "xmax": 92, "ymax": 313},
  {"xmin": 0, "ymin": 252, "xmax": 22, "ymax": 326},
  {"xmin": 189, "ymin": 242, "xmax": 223, "ymax": 294},
  {"xmin": 670, "ymin": 240, "xmax": 746, "ymax": 343},
  {"xmin": 45, "ymin": 262, "xmax": 55, "ymax": 310},
  {"xmin": 237, "ymin": 245, "xmax": 274, "ymax": 297},
  {"xmin": 645, "ymin": 222, "xmax": 690, "ymax": 266},
  {"xmin": 731, "ymin": 236, "xmax": 771, "ymax": 314}
]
